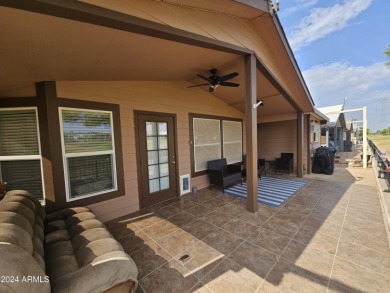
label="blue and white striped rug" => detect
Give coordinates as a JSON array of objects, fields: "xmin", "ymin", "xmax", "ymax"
[{"xmin": 224, "ymin": 177, "xmax": 306, "ymax": 207}]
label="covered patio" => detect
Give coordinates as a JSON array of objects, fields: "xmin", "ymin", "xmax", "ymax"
[{"xmin": 106, "ymin": 166, "xmax": 390, "ymax": 292}]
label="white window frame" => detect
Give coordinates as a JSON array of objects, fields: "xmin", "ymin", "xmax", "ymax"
[
  {"xmin": 0, "ymin": 107, "xmax": 46, "ymax": 204},
  {"xmin": 59, "ymin": 107, "xmax": 117, "ymax": 202}
]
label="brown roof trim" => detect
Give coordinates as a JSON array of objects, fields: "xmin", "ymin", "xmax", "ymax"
[
  {"xmin": 233, "ymin": 0, "xmax": 268, "ymax": 12},
  {"xmin": 0, "ymin": 0, "xmax": 253, "ymax": 56}
]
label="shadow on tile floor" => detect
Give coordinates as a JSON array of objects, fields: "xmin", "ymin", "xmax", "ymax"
[{"xmin": 105, "ymin": 166, "xmax": 390, "ymax": 293}]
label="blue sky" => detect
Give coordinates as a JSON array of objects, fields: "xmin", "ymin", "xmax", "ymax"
[{"xmin": 278, "ymin": 0, "xmax": 390, "ymax": 131}]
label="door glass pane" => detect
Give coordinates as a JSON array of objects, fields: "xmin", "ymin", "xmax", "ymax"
[
  {"xmin": 148, "ymin": 165, "xmax": 159, "ymax": 179},
  {"xmin": 148, "ymin": 151, "xmax": 158, "ymax": 165},
  {"xmin": 159, "ymin": 150, "xmax": 168, "ymax": 163},
  {"xmin": 145, "ymin": 120, "xmax": 171, "ymax": 195},
  {"xmin": 149, "ymin": 179, "xmax": 160, "ymax": 193},
  {"xmin": 158, "ymin": 136, "xmax": 167, "ymax": 149},
  {"xmin": 159, "ymin": 163, "xmax": 169, "ymax": 177},
  {"xmin": 160, "ymin": 177, "xmax": 169, "ymax": 190},
  {"xmin": 158, "ymin": 122, "xmax": 167, "ymax": 135},
  {"xmin": 146, "ymin": 122, "xmax": 157, "ymax": 136},
  {"xmin": 147, "ymin": 137, "xmax": 157, "ymax": 150}
]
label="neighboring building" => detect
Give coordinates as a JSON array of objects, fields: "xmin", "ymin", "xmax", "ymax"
[
  {"xmin": 317, "ymin": 105, "xmax": 347, "ymax": 152},
  {"xmin": 1, "ymin": 1, "xmax": 319, "ymax": 220}
]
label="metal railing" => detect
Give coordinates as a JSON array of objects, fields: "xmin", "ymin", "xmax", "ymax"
[{"xmin": 368, "ymin": 139, "xmax": 390, "ymax": 189}]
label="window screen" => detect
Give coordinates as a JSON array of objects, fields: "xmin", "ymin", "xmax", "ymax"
[
  {"xmin": 223, "ymin": 120, "xmax": 242, "ymax": 164},
  {"xmin": 193, "ymin": 118, "xmax": 221, "ymax": 172},
  {"xmin": 0, "ymin": 108, "xmax": 44, "ymax": 200},
  {"xmin": 60, "ymin": 108, "xmax": 116, "ymax": 200}
]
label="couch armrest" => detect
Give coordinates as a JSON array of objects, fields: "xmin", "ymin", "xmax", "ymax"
[{"xmin": 50, "ymin": 251, "xmax": 138, "ymax": 293}]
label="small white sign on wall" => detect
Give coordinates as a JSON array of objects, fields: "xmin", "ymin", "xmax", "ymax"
[{"xmin": 180, "ymin": 174, "xmax": 190, "ymax": 195}]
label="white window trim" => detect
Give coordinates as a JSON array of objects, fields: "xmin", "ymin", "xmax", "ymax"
[
  {"xmin": 0, "ymin": 107, "xmax": 46, "ymax": 204},
  {"xmin": 59, "ymin": 107, "xmax": 118, "ymax": 202}
]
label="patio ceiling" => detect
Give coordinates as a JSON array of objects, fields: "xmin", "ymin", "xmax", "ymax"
[{"xmin": 0, "ymin": 5, "xmax": 295, "ymax": 119}]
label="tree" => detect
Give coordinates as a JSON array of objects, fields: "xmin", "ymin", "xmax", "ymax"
[{"xmin": 386, "ymin": 43, "xmax": 390, "ymax": 67}]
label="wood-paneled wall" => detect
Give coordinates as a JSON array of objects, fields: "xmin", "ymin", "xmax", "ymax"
[{"xmin": 56, "ymin": 81, "xmax": 243, "ymax": 221}]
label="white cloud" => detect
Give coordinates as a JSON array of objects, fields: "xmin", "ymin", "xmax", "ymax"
[
  {"xmin": 303, "ymin": 61, "xmax": 390, "ymax": 130},
  {"xmin": 288, "ymin": 0, "xmax": 373, "ymax": 51},
  {"xmin": 282, "ymin": 0, "xmax": 319, "ymax": 16}
]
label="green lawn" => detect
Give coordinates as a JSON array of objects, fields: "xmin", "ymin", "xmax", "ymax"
[{"xmin": 368, "ymin": 134, "xmax": 390, "ymax": 154}]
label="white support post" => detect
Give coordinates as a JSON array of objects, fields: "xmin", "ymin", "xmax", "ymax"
[{"xmin": 363, "ymin": 106, "xmax": 367, "ymax": 169}]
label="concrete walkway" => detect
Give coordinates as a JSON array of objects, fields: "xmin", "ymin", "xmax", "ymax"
[{"xmin": 106, "ymin": 166, "xmax": 390, "ymax": 292}]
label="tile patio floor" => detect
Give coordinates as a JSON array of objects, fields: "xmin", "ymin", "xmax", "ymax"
[{"xmin": 105, "ymin": 166, "xmax": 390, "ymax": 293}]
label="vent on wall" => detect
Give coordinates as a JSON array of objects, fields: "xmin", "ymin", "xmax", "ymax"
[{"xmin": 180, "ymin": 174, "xmax": 191, "ymax": 195}]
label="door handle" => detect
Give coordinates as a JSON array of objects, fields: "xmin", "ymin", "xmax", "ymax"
[{"xmin": 171, "ymin": 161, "xmax": 176, "ymax": 164}]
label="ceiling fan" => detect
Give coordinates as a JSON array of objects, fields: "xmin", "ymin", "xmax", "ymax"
[{"xmin": 187, "ymin": 69, "xmax": 239, "ymax": 92}]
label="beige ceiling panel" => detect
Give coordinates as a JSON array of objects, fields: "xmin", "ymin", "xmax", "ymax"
[{"xmin": 81, "ymin": 0, "xmax": 165, "ymax": 24}]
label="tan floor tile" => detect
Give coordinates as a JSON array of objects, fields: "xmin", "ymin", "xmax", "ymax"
[
  {"xmin": 202, "ymin": 228, "xmax": 244, "ymax": 256},
  {"xmin": 107, "ymin": 220, "xmax": 140, "ymax": 240},
  {"xmin": 118, "ymin": 230, "xmax": 154, "ymax": 255},
  {"xmin": 159, "ymin": 229, "xmax": 199, "ymax": 257},
  {"xmin": 185, "ymin": 204, "xmax": 213, "ymax": 218},
  {"xmin": 340, "ymin": 225, "xmax": 390, "ymax": 254},
  {"xmin": 200, "ymin": 211, "xmax": 235, "ymax": 227},
  {"xmin": 229, "ymin": 241, "xmax": 279, "ymax": 279},
  {"xmin": 182, "ymin": 219, "xmax": 218, "ymax": 240},
  {"xmin": 221, "ymin": 218, "xmax": 258, "ymax": 239},
  {"xmin": 343, "ymin": 215, "xmax": 388, "ymax": 238},
  {"xmin": 177, "ymin": 241, "xmax": 224, "ymax": 276},
  {"xmin": 247, "ymin": 227, "xmax": 291, "ymax": 255},
  {"xmin": 266, "ymin": 258, "xmax": 328, "ymax": 293},
  {"xmin": 154, "ymin": 205, "xmax": 182, "ymax": 219},
  {"xmin": 282, "ymin": 240, "xmax": 334, "ymax": 277},
  {"xmin": 257, "ymin": 280, "xmax": 284, "ymax": 293},
  {"xmin": 348, "ymin": 200, "xmax": 382, "ymax": 214},
  {"xmin": 201, "ymin": 257, "xmax": 263, "ymax": 293},
  {"xmin": 143, "ymin": 220, "xmax": 179, "ymax": 241},
  {"xmin": 346, "ymin": 207, "xmax": 385, "ymax": 224},
  {"xmin": 293, "ymin": 227, "xmax": 339, "ymax": 255},
  {"xmin": 331, "ymin": 257, "xmax": 390, "ymax": 293},
  {"xmin": 130, "ymin": 242, "xmax": 172, "ymax": 280},
  {"xmin": 326, "ymin": 281, "xmax": 354, "ymax": 293},
  {"xmin": 337, "ymin": 240, "xmax": 390, "ymax": 274},
  {"xmin": 301, "ymin": 215, "xmax": 343, "ymax": 239},
  {"xmin": 139, "ymin": 260, "xmax": 199, "ymax": 293},
  {"xmin": 188, "ymin": 283, "xmax": 213, "ymax": 293},
  {"xmin": 235, "ymin": 209, "xmax": 273, "ymax": 226},
  {"xmin": 132, "ymin": 213, "xmax": 164, "ymax": 230},
  {"xmin": 215, "ymin": 202, "xmax": 246, "ymax": 216},
  {"xmin": 167, "ymin": 211, "xmax": 197, "ymax": 228},
  {"xmin": 201, "ymin": 198, "xmax": 227, "ymax": 211},
  {"xmin": 261, "ymin": 216, "xmax": 301, "ymax": 238}
]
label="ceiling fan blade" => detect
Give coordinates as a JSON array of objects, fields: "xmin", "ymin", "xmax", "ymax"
[
  {"xmin": 197, "ymin": 74, "xmax": 212, "ymax": 82},
  {"xmin": 220, "ymin": 81, "xmax": 240, "ymax": 87},
  {"xmin": 187, "ymin": 83, "xmax": 210, "ymax": 88},
  {"xmin": 220, "ymin": 72, "xmax": 238, "ymax": 81}
]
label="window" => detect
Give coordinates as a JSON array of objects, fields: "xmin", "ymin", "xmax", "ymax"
[
  {"xmin": 0, "ymin": 108, "xmax": 45, "ymax": 202},
  {"xmin": 59, "ymin": 108, "xmax": 117, "ymax": 201},
  {"xmin": 193, "ymin": 118, "xmax": 221, "ymax": 172},
  {"xmin": 191, "ymin": 114, "xmax": 242, "ymax": 175}
]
